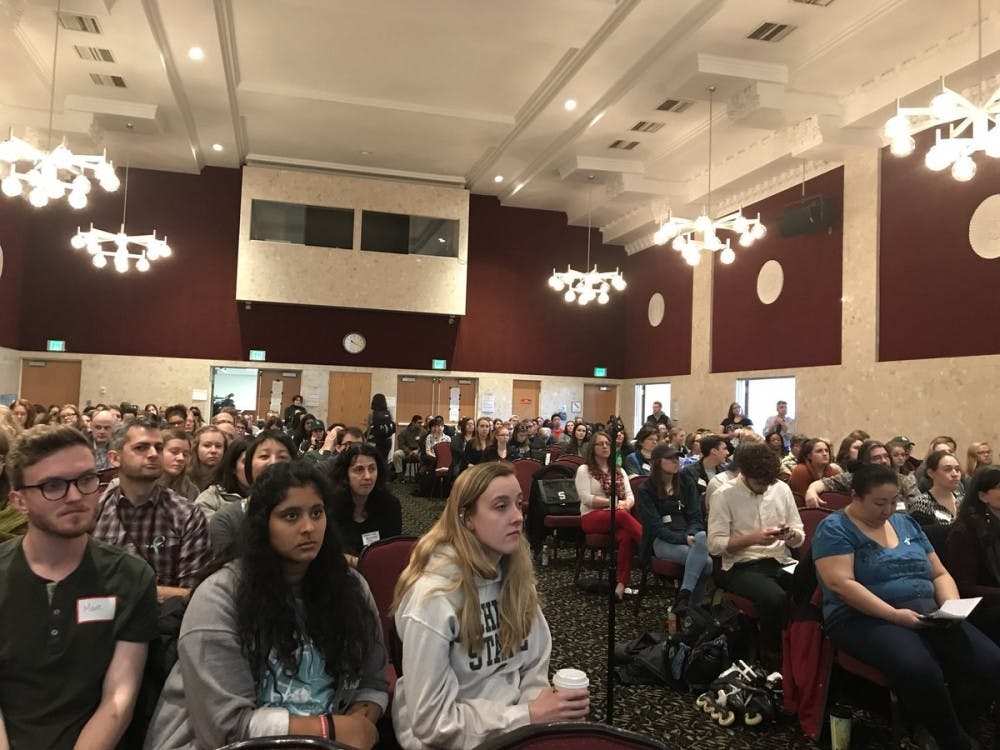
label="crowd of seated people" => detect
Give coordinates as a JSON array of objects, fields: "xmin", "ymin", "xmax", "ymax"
[{"xmin": 0, "ymin": 394, "xmax": 997, "ymax": 749}]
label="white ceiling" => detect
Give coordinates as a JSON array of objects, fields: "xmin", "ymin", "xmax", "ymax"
[{"xmin": 1, "ymin": 0, "xmax": 998, "ymax": 254}]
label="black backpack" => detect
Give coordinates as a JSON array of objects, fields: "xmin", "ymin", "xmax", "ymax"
[{"xmin": 369, "ymin": 410, "xmax": 395, "ymax": 440}]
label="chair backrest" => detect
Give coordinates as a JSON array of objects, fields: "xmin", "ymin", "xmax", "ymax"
[
  {"xmin": 357, "ymin": 535, "xmax": 419, "ymax": 657},
  {"xmin": 819, "ymin": 491, "xmax": 851, "ymax": 511},
  {"xmin": 434, "ymin": 441, "xmax": 453, "ymax": 469},
  {"xmin": 547, "ymin": 444, "xmax": 563, "ymax": 459},
  {"xmin": 629, "ymin": 475, "xmax": 647, "ymax": 496},
  {"xmin": 557, "ymin": 453, "xmax": 586, "ymax": 468},
  {"xmin": 471, "ymin": 722, "xmax": 667, "ymax": 750},
  {"xmin": 216, "ymin": 737, "xmax": 353, "ymax": 750},
  {"xmin": 797, "ymin": 507, "xmax": 831, "ymax": 561},
  {"xmin": 512, "ymin": 459, "xmax": 541, "ymax": 508}
]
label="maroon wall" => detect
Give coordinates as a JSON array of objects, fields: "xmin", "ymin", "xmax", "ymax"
[
  {"xmin": 10, "ymin": 170, "xmax": 625, "ymax": 376},
  {"xmin": 0, "ymin": 197, "xmax": 27, "ymax": 348},
  {"xmin": 622, "ymin": 244, "xmax": 693, "ymax": 379},
  {"xmin": 880, "ymin": 129, "xmax": 1000, "ymax": 361},
  {"xmin": 711, "ymin": 167, "xmax": 844, "ymax": 373}
]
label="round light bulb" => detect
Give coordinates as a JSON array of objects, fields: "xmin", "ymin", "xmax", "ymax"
[
  {"xmin": 611, "ymin": 275, "xmax": 626, "ymax": 291},
  {"xmin": 653, "ymin": 226, "xmax": 668, "ymax": 245},
  {"xmin": 599, "ymin": 281, "xmax": 610, "ymax": 293},
  {"xmin": 136, "ymin": 256, "xmax": 150, "ymax": 272},
  {"xmin": 694, "ymin": 214, "xmax": 712, "ymax": 233},
  {"xmin": 739, "ymin": 233, "xmax": 753, "ymax": 247},
  {"xmin": 72, "ymin": 174, "xmax": 91, "ymax": 194},
  {"xmin": 720, "ymin": 247, "xmax": 736, "ymax": 265},
  {"xmin": 159, "ymin": 241, "xmax": 171, "ymax": 258},
  {"xmin": 577, "ymin": 293, "xmax": 589, "ymax": 306},
  {"xmin": 45, "ymin": 179, "xmax": 65, "ymax": 200},
  {"xmin": 733, "ymin": 215, "xmax": 749, "ymax": 234},
  {"xmin": 704, "ymin": 232, "xmax": 720, "ymax": 251},
  {"xmin": 146, "ymin": 244, "xmax": 159, "ymax": 261},
  {"xmin": 889, "ymin": 136, "xmax": 915, "ymax": 157},
  {"xmin": 683, "ymin": 250, "xmax": 700, "ymax": 266},
  {"xmin": 114, "ymin": 256, "xmax": 129, "ymax": 273},
  {"xmin": 884, "ymin": 114, "xmax": 910, "ymax": 140},
  {"xmin": 68, "ymin": 190, "xmax": 87, "ymax": 209},
  {"xmin": 564, "ymin": 289, "xmax": 575, "ymax": 303},
  {"xmin": 951, "ymin": 155, "xmax": 976, "ymax": 182},
  {"xmin": 598, "ymin": 292, "xmax": 610, "ymax": 304},
  {"xmin": 986, "ymin": 132, "xmax": 1000, "ymax": 159},
  {"xmin": 671, "ymin": 236, "xmax": 686, "ymax": 252},
  {"xmin": 751, "ymin": 222, "xmax": 766, "ymax": 240},
  {"xmin": 1, "ymin": 173, "xmax": 21, "ymax": 197},
  {"xmin": 86, "ymin": 239, "xmax": 100, "ymax": 255},
  {"xmin": 93, "ymin": 253, "xmax": 107, "ymax": 268},
  {"xmin": 100, "ymin": 173, "xmax": 121, "ymax": 192},
  {"xmin": 28, "ymin": 186, "xmax": 49, "ymax": 207},
  {"xmin": 930, "ymin": 91, "xmax": 960, "ymax": 122},
  {"xmin": 70, "ymin": 232, "xmax": 86, "ymax": 249}
]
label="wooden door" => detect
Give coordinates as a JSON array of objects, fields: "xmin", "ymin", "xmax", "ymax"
[
  {"xmin": 583, "ymin": 383, "xmax": 618, "ymax": 423},
  {"xmin": 327, "ymin": 371, "xmax": 372, "ymax": 427},
  {"xmin": 396, "ymin": 376, "xmax": 435, "ymax": 426},
  {"xmin": 511, "ymin": 379, "xmax": 541, "ymax": 420},
  {"xmin": 256, "ymin": 369, "xmax": 302, "ymax": 420},
  {"xmin": 19, "ymin": 359, "xmax": 81, "ymax": 407},
  {"xmin": 439, "ymin": 377, "xmax": 477, "ymax": 423}
]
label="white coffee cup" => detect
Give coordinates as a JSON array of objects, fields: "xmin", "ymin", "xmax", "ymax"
[{"xmin": 552, "ymin": 668, "xmax": 589, "ymax": 691}]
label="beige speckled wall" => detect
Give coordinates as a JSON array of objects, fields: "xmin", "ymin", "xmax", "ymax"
[
  {"xmin": 621, "ymin": 150, "xmax": 1000, "ymax": 455},
  {"xmin": 237, "ymin": 166, "xmax": 469, "ymax": 316}
]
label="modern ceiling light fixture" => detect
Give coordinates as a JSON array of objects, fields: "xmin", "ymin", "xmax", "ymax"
[
  {"xmin": 884, "ymin": 0, "xmax": 999, "ymax": 182},
  {"xmin": 651, "ymin": 86, "xmax": 765, "ymax": 266},
  {"xmin": 70, "ymin": 165, "xmax": 171, "ymax": 272},
  {"xmin": 547, "ymin": 177, "xmax": 626, "ymax": 305},
  {"xmin": 0, "ymin": 0, "xmax": 118, "ymax": 208}
]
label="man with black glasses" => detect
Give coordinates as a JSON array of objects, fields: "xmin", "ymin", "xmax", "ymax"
[
  {"xmin": 93, "ymin": 415, "xmax": 211, "ymax": 603},
  {"xmin": 0, "ymin": 425, "xmax": 157, "ymax": 749}
]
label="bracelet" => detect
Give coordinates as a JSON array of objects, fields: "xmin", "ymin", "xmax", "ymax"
[{"xmin": 318, "ymin": 713, "xmax": 330, "ymax": 739}]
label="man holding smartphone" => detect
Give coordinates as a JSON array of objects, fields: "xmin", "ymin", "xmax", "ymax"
[{"xmin": 708, "ymin": 442, "xmax": 804, "ymax": 667}]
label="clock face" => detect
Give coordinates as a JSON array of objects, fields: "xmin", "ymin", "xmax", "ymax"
[{"xmin": 343, "ymin": 332, "xmax": 366, "ymax": 354}]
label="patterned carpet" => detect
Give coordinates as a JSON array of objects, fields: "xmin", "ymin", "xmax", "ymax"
[{"xmin": 394, "ymin": 480, "xmax": 910, "ymax": 750}]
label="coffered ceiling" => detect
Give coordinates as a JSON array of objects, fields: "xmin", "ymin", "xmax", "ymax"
[{"xmin": 1, "ymin": 0, "xmax": 997, "ymax": 254}]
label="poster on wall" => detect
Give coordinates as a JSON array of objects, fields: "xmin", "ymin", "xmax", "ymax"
[
  {"xmin": 269, "ymin": 380, "xmax": 284, "ymax": 412},
  {"xmin": 448, "ymin": 387, "xmax": 460, "ymax": 423},
  {"xmin": 482, "ymin": 392, "xmax": 495, "ymax": 414}
]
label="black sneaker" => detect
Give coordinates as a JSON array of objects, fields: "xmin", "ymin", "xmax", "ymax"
[{"xmin": 674, "ymin": 589, "xmax": 692, "ymax": 614}]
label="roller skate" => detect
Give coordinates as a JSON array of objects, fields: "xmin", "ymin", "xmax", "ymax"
[{"xmin": 694, "ymin": 661, "xmax": 777, "ymax": 727}]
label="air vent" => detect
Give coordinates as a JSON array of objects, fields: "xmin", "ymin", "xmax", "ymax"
[
  {"xmin": 74, "ymin": 45, "xmax": 115, "ymax": 63},
  {"xmin": 656, "ymin": 98, "xmax": 694, "ymax": 114},
  {"xmin": 747, "ymin": 22, "xmax": 797, "ymax": 42},
  {"xmin": 608, "ymin": 140, "xmax": 639, "ymax": 150},
  {"xmin": 630, "ymin": 120, "xmax": 665, "ymax": 133},
  {"xmin": 58, "ymin": 12, "xmax": 102, "ymax": 34},
  {"xmin": 792, "ymin": 0, "xmax": 834, "ymax": 5},
  {"xmin": 89, "ymin": 73, "xmax": 127, "ymax": 88}
]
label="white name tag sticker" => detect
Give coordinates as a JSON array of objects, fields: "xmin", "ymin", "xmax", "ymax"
[
  {"xmin": 662, "ymin": 515, "xmax": 672, "ymax": 524},
  {"xmin": 77, "ymin": 596, "xmax": 117, "ymax": 624},
  {"xmin": 698, "ymin": 478, "xmax": 707, "ymax": 487},
  {"xmin": 642, "ymin": 463, "xmax": 650, "ymax": 472},
  {"xmin": 361, "ymin": 531, "xmax": 381, "ymax": 548}
]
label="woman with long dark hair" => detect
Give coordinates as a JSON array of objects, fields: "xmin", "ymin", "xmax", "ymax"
[
  {"xmin": 194, "ymin": 436, "xmax": 250, "ymax": 520},
  {"xmin": 564, "ymin": 421, "xmax": 590, "ymax": 458},
  {"xmin": 637, "ymin": 443, "xmax": 712, "ymax": 611},
  {"xmin": 483, "ymin": 423, "xmax": 514, "ymax": 462},
  {"xmin": 328, "ymin": 444, "xmax": 402, "ymax": 564},
  {"xmin": 575, "ymin": 430, "xmax": 640, "ymax": 600},
  {"xmin": 365, "ymin": 393, "xmax": 396, "ymax": 465},
  {"xmin": 508, "ymin": 423, "xmax": 533, "ymax": 461},
  {"xmin": 463, "ymin": 417, "xmax": 494, "ymax": 468},
  {"xmin": 948, "ymin": 467, "xmax": 1000, "ymax": 644},
  {"xmin": 719, "ymin": 402, "xmax": 752, "ymax": 451},
  {"xmin": 146, "ymin": 461, "xmax": 388, "ymax": 750},
  {"xmin": 908, "ymin": 449, "xmax": 966, "ymax": 527},
  {"xmin": 392, "ymin": 463, "xmax": 589, "ymax": 748}
]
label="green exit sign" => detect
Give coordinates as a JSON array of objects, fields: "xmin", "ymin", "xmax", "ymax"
[
  {"xmin": 249, "ymin": 349, "xmax": 266, "ymax": 361},
  {"xmin": 431, "ymin": 359, "xmax": 447, "ymax": 370},
  {"xmin": 46, "ymin": 340, "xmax": 66, "ymax": 352},
  {"xmin": 593, "ymin": 366, "xmax": 607, "ymax": 378}
]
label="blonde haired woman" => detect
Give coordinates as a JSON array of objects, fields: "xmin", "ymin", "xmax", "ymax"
[
  {"xmin": 391, "ymin": 462, "xmax": 589, "ymax": 749},
  {"xmin": 967, "ymin": 442, "xmax": 994, "ymax": 477}
]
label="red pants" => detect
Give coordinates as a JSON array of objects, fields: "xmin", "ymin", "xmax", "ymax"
[{"xmin": 581, "ymin": 509, "xmax": 642, "ymax": 586}]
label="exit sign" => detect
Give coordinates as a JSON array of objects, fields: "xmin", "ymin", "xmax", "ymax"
[
  {"xmin": 593, "ymin": 366, "xmax": 607, "ymax": 378},
  {"xmin": 249, "ymin": 349, "xmax": 266, "ymax": 361},
  {"xmin": 46, "ymin": 340, "xmax": 66, "ymax": 352},
  {"xmin": 431, "ymin": 359, "xmax": 447, "ymax": 370}
]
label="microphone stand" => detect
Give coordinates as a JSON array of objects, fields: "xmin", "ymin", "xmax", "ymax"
[{"xmin": 605, "ymin": 421, "xmax": 619, "ymax": 725}]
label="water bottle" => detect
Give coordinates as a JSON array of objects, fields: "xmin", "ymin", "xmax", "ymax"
[
  {"xmin": 666, "ymin": 606, "xmax": 677, "ymax": 636},
  {"xmin": 541, "ymin": 544, "xmax": 550, "ymax": 567}
]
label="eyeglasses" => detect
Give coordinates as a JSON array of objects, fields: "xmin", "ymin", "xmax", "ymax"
[{"xmin": 20, "ymin": 472, "xmax": 101, "ymax": 501}]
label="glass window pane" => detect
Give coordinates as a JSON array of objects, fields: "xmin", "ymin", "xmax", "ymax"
[
  {"xmin": 250, "ymin": 200, "xmax": 353, "ymax": 249},
  {"xmin": 361, "ymin": 211, "xmax": 459, "ymax": 257}
]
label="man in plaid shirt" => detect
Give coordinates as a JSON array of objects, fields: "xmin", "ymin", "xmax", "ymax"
[{"xmin": 93, "ymin": 415, "xmax": 211, "ymax": 602}]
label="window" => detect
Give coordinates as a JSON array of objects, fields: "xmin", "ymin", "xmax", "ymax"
[
  {"xmin": 633, "ymin": 382, "xmax": 671, "ymax": 431},
  {"xmin": 736, "ymin": 376, "xmax": 795, "ymax": 434},
  {"xmin": 250, "ymin": 200, "xmax": 354, "ymax": 249},
  {"xmin": 360, "ymin": 211, "xmax": 459, "ymax": 257}
]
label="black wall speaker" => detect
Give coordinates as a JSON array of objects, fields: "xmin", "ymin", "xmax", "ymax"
[{"xmin": 777, "ymin": 195, "xmax": 830, "ymax": 237}]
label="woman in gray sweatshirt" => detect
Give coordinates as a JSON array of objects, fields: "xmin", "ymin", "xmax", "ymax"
[
  {"xmin": 145, "ymin": 461, "xmax": 388, "ymax": 750},
  {"xmin": 391, "ymin": 462, "xmax": 589, "ymax": 749}
]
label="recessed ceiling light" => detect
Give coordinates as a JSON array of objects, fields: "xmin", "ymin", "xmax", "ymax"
[
  {"xmin": 188, "ymin": 46, "xmax": 205, "ymax": 61},
  {"xmin": 564, "ymin": 99, "xmax": 577, "ymax": 111},
  {"xmin": 211, "ymin": 143, "xmax": 223, "ymax": 152},
  {"xmin": 437, "ymin": 237, "xmax": 446, "ymax": 243},
  {"xmin": 493, "ymin": 175, "xmax": 504, "ymax": 183},
  {"xmin": 360, "ymin": 150, "xmax": 372, "ymax": 156}
]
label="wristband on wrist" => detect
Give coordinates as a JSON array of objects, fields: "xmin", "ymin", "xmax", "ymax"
[{"xmin": 318, "ymin": 713, "xmax": 330, "ymax": 739}]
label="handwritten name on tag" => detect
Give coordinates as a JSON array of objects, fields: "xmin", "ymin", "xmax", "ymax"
[{"xmin": 77, "ymin": 596, "xmax": 117, "ymax": 624}]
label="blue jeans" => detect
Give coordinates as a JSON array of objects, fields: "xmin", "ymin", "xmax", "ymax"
[{"xmin": 652, "ymin": 530, "xmax": 712, "ymax": 604}]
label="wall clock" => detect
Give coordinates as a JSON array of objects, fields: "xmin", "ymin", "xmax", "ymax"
[{"xmin": 342, "ymin": 332, "xmax": 366, "ymax": 354}]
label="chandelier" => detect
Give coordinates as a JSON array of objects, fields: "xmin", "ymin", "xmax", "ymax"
[
  {"xmin": 70, "ymin": 166, "xmax": 171, "ymax": 272},
  {"xmin": 547, "ymin": 179, "xmax": 626, "ymax": 305},
  {"xmin": 651, "ymin": 86, "xmax": 766, "ymax": 266},
  {"xmin": 0, "ymin": 0, "xmax": 119, "ymax": 209},
  {"xmin": 884, "ymin": 1, "xmax": 999, "ymax": 182}
]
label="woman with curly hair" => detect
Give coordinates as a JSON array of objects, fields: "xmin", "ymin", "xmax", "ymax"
[
  {"xmin": 328, "ymin": 443, "xmax": 401, "ymax": 564},
  {"xmin": 145, "ymin": 461, "xmax": 388, "ymax": 750},
  {"xmin": 392, "ymin": 462, "xmax": 589, "ymax": 749}
]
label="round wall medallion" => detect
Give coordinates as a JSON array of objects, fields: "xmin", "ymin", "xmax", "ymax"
[
  {"xmin": 647, "ymin": 292, "xmax": 665, "ymax": 327},
  {"xmin": 756, "ymin": 260, "xmax": 784, "ymax": 305},
  {"xmin": 969, "ymin": 195, "xmax": 1000, "ymax": 260}
]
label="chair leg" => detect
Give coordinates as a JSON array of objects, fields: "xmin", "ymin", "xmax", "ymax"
[
  {"xmin": 888, "ymin": 690, "xmax": 903, "ymax": 749},
  {"xmin": 634, "ymin": 566, "xmax": 649, "ymax": 618},
  {"xmin": 573, "ymin": 543, "xmax": 584, "ymax": 583}
]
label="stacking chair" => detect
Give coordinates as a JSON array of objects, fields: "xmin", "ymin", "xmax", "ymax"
[
  {"xmin": 215, "ymin": 738, "xmax": 352, "ymax": 750},
  {"xmin": 818, "ymin": 490, "xmax": 851, "ymax": 510},
  {"xmin": 431, "ymin": 442, "xmax": 453, "ymax": 499},
  {"xmin": 512, "ymin": 458, "xmax": 542, "ymax": 513},
  {"xmin": 471, "ymin": 721, "xmax": 667, "ymax": 750}
]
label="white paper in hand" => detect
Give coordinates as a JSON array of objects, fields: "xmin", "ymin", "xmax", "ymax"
[{"xmin": 921, "ymin": 597, "xmax": 982, "ymax": 621}]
